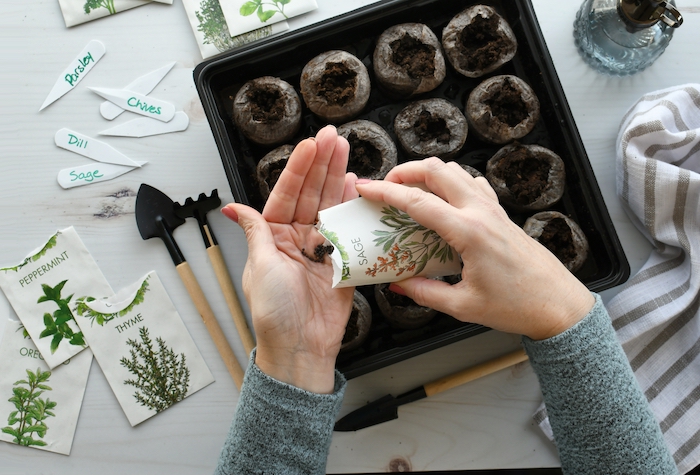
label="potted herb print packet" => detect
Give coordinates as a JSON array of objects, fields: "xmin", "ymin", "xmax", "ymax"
[
  {"xmin": 0, "ymin": 227, "xmax": 113, "ymax": 369},
  {"xmin": 0, "ymin": 320, "xmax": 92, "ymax": 455},
  {"xmin": 317, "ymin": 196, "xmax": 462, "ymax": 288},
  {"xmin": 71, "ymin": 271, "xmax": 214, "ymax": 426}
]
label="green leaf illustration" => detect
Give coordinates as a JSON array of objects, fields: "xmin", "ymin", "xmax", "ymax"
[
  {"xmin": 240, "ymin": 1, "xmax": 258, "ymax": 15},
  {"xmin": 239, "ymin": 0, "xmax": 291, "ymax": 22},
  {"xmin": 37, "ymin": 280, "xmax": 85, "ymax": 354},
  {"xmin": 2, "ymin": 368, "xmax": 57, "ymax": 447},
  {"xmin": 83, "ymin": 0, "xmax": 117, "ymax": 15},
  {"xmin": 1, "ymin": 232, "xmax": 60, "ymax": 273},
  {"xmin": 74, "ymin": 278, "xmax": 150, "ymax": 326},
  {"xmin": 195, "ymin": 0, "xmax": 275, "ymax": 53}
]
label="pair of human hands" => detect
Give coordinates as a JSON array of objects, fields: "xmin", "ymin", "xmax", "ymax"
[{"xmin": 222, "ymin": 125, "xmax": 593, "ymax": 394}]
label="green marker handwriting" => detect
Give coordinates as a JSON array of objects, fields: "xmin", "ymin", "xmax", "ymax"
[
  {"xmin": 69, "ymin": 170, "xmax": 103, "ymax": 183},
  {"xmin": 127, "ymin": 97, "xmax": 162, "ymax": 115},
  {"xmin": 64, "ymin": 52, "xmax": 95, "ymax": 87}
]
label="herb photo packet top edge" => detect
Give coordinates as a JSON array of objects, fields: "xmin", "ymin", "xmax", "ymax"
[
  {"xmin": 317, "ymin": 195, "xmax": 461, "ymax": 289},
  {"xmin": 0, "ymin": 227, "xmax": 113, "ymax": 368}
]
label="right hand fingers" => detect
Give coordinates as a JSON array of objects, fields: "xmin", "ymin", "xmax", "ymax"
[{"xmin": 390, "ymin": 278, "xmax": 471, "ymax": 322}]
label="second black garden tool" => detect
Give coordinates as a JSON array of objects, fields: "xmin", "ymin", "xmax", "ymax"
[
  {"xmin": 135, "ymin": 183, "xmax": 244, "ymax": 389},
  {"xmin": 334, "ymin": 348, "xmax": 529, "ymax": 431},
  {"xmin": 174, "ymin": 190, "xmax": 256, "ymax": 356}
]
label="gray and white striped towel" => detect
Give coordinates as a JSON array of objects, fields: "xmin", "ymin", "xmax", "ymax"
[{"xmin": 534, "ymin": 83, "xmax": 700, "ymax": 474}]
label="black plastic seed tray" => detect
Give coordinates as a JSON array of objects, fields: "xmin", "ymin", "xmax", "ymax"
[{"xmin": 194, "ymin": 0, "xmax": 630, "ymax": 379}]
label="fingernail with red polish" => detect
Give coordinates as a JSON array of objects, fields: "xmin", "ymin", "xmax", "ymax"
[
  {"xmin": 388, "ymin": 283, "xmax": 406, "ymax": 296},
  {"xmin": 221, "ymin": 206, "xmax": 239, "ymax": 223}
]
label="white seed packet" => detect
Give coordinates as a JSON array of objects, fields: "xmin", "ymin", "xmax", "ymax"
[
  {"xmin": 0, "ymin": 228, "xmax": 113, "ymax": 369},
  {"xmin": 218, "ymin": 0, "xmax": 316, "ymax": 37},
  {"xmin": 71, "ymin": 271, "xmax": 215, "ymax": 426},
  {"xmin": 317, "ymin": 197, "xmax": 462, "ymax": 288},
  {"xmin": 57, "ymin": 0, "xmax": 173, "ymax": 28},
  {"xmin": 0, "ymin": 319, "xmax": 92, "ymax": 455},
  {"xmin": 182, "ymin": 0, "xmax": 289, "ymax": 59}
]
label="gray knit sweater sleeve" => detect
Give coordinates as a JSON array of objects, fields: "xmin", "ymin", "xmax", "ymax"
[
  {"xmin": 522, "ymin": 293, "xmax": 678, "ymax": 474},
  {"xmin": 214, "ymin": 350, "xmax": 346, "ymax": 475}
]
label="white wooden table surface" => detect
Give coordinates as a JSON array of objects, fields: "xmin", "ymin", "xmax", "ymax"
[{"xmin": 1, "ymin": 0, "xmax": 699, "ymax": 473}]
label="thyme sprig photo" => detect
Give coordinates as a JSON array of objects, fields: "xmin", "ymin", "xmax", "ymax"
[{"xmin": 120, "ymin": 327, "xmax": 190, "ymax": 413}]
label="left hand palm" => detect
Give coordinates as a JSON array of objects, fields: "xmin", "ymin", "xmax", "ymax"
[{"xmin": 224, "ymin": 125, "xmax": 358, "ymax": 393}]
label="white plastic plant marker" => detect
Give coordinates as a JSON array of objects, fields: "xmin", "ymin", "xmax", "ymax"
[
  {"xmin": 89, "ymin": 87, "xmax": 175, "ymax": 122},
  {"xmin": 39, "ymin": 40, "xmax": 106, "ymax": 111},
  {"xmin": 55, "ymin": 128, "xmax": 142, "ymax": 168},
  {"xmin": 100, "ymin": 62, "xmax": 176, "ymax": 120},
  {"xmin": 317, "ymin": 196, "xmax": 462, "ymax": 288},
  {"xmin": 98, "ymin": 111, "xmax": 189, "ymax": 137},
  {"xmin": 71, "ymin": 271, "xmax": 215, "ymax": 427},
  {"xmin": 58, "ymin": 161, "xmax": 148, "ymax": 189},
  {"xmin": 0, "ymin": 227, "xmax": 114, "ymax": 368},
  {"xmin": 0, "ymin": 319, "xmax": 92, "ymax": 455}
]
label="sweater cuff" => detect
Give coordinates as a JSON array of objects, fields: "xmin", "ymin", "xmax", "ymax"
[
  {"xmin": 521, "ymin": 293, "xmax": 610, "ymax": 362},
  {"xmin": 245, "ymin": 348, "xmax": 347, "ymax": 407}
]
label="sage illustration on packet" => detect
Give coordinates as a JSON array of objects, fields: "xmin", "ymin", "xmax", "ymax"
[
  {"xmin": 317, "ymin": 196, "xmax": 462, "ymax": 288},
  {"xmin": 0, "ymin": 227, "xmax": 113, "ymax": 368},
  {"xmin": 71, "ymin": 271, "xmax": 214, "ymax": 426},
  {"xmin": 0, "ymin": 320, "xmax": 92, "ymax": 455}
]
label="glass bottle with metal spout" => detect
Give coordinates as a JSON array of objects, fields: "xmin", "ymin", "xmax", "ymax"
[{"xmin": 574, "ymin": 0, "xmax": 683, "ymax": 76}]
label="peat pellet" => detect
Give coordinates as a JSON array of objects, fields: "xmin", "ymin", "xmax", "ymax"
[
  {"xmin": 300, "ymin": 50, "xmax": 371, "ymax": 123},
  {"xmin": 337, "ymin": 120, "xmax": 397, "ymax": 179},
  {"xmin": 485, "ymin": 143, "xmax": 565, "ymax": 211},
  {"xmin": 256, "ymin": 144, "xmax": 294, "ymax": 201},
  {"xmin": 373, "ymin": 23, "xmax": 446, "ymax": 97},
  {"xmin": 232, "ymin": 77, "xmax": 302, "ymax": 146},
  {"xmin": 523, "ymin": 211, "xmax": 589, "ymax": 273},
  {"xmin": 442, "ymin": 5, "xmax": 518, "ymax": 78},
  {"xmin": 374, "ymin": 283, "xmax": 437, "ymax": 330},
  {"xmin": 394, "ymin": 98, "xmax": 468, "ymax": 159}
]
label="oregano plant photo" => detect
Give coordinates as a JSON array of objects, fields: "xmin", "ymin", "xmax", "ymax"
[
  {"xmin": 2, "ymin": 368, "xmax": 57, "ymax": 447},
  {"xmin": 120, "ymin": 327, "xmax": 190, "ymax": 413},
  {"xmin": 37, "ymin": 280, "xmax": 86, "ymax": 354}
]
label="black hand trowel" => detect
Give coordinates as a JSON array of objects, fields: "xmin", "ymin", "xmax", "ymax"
[
  {"xmin": 135, "ymin": 183, "xmax": 244, "ymax": 389},
  {"xmin": 334, "ymin": 349, "xmax": 528, "ymax": 431}
]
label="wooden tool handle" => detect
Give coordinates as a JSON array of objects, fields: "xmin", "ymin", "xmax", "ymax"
[
  {"xmin": 424, "ymin": 348, "xmax": 529, "ymax": 397},
  {"xmin": 207, "ymin": 244, "xmax": 256, "ymax": 356},
  {"xmin": 176, "ymin": 261, "xmax": 244, "ymax": 390}
]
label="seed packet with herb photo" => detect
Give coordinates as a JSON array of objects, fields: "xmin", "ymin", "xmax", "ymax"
[
  {"xmin": 0, "ymin": 227, "xmax": 113, "ymax": 369},
  {"xmin": 317, "ymin": 196, "xmax": 462, "ymax": 288},
  {"xmin": 71, "ymin": 271, "xmax": 215, "ymax": 426},
  {"xmin": 218, "ymin": 0, "xmax": 316, "ymax": 37},
  {"xmin": 0, "ymin": 319, "xmax": 93, "ymax": 455},
  {"xmin": 182, "ymin": 0, "xmax": 289, "ymax": 59}
]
